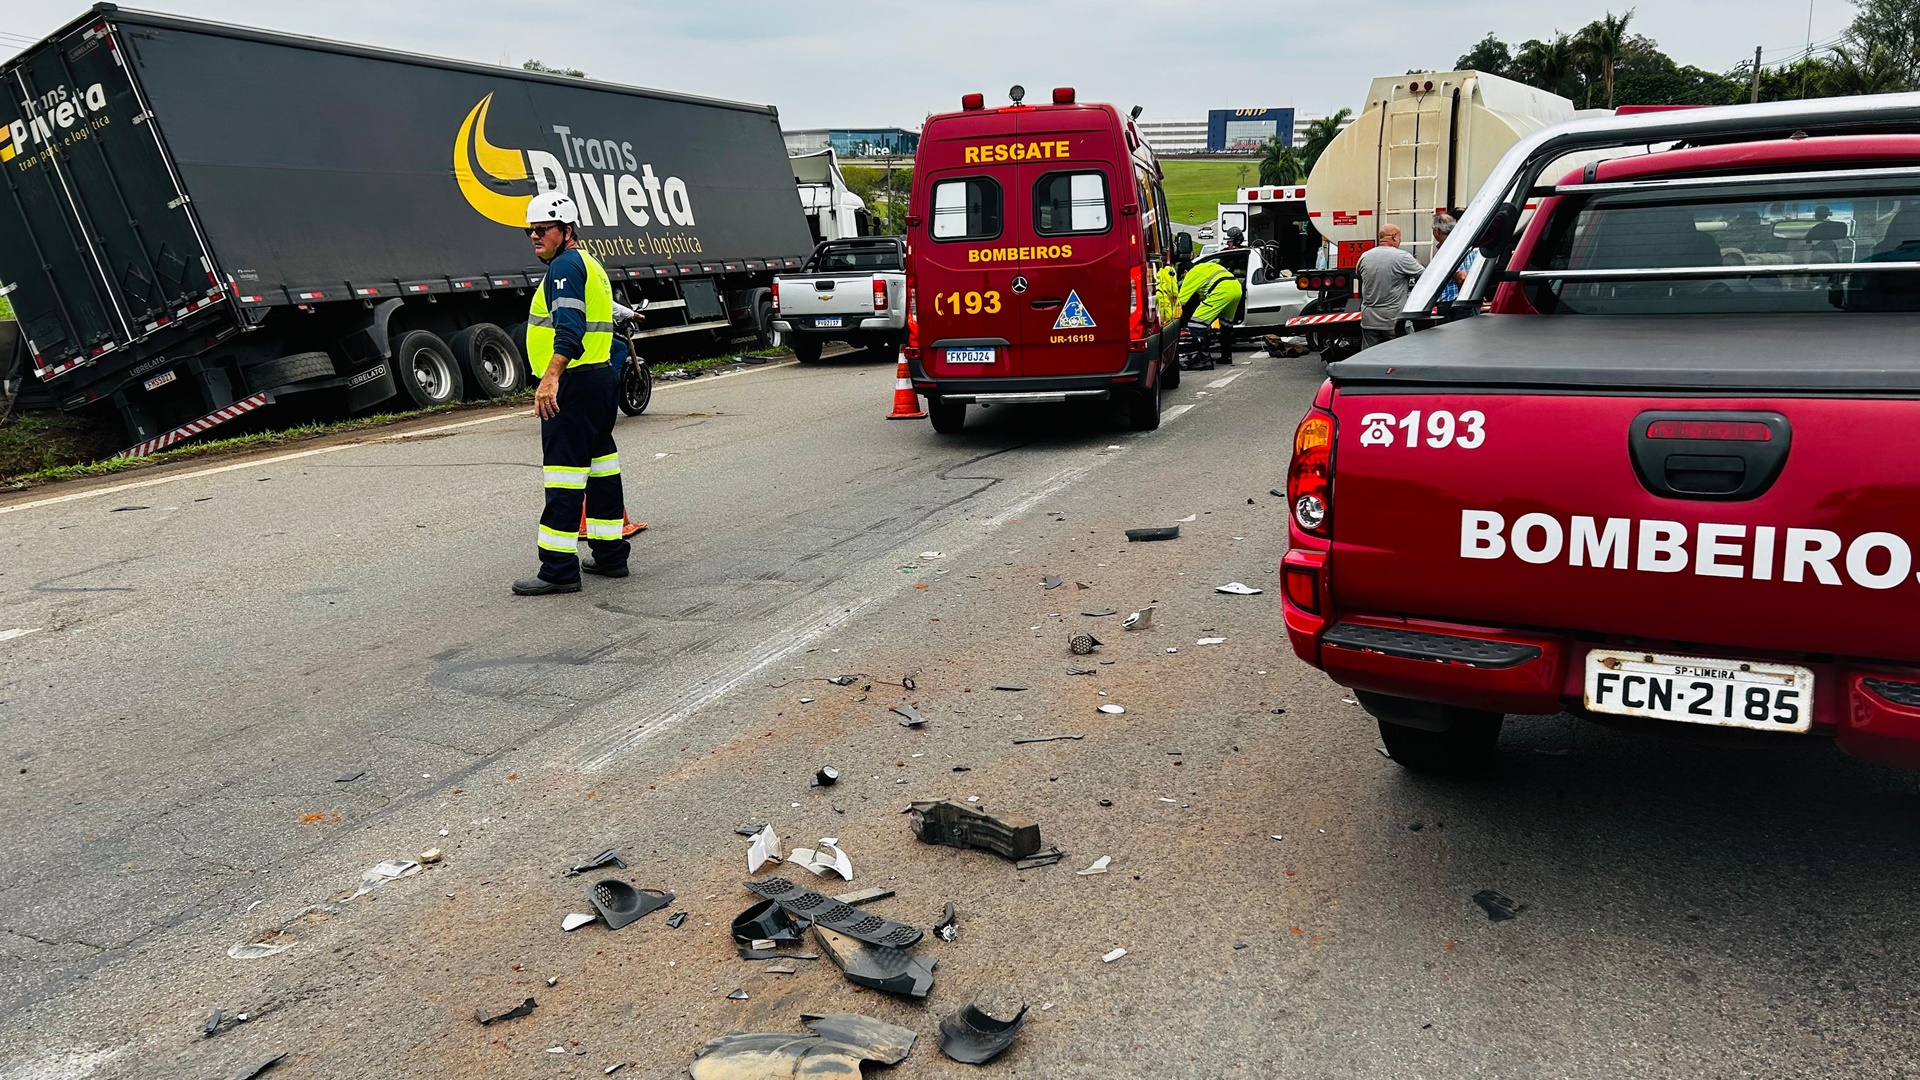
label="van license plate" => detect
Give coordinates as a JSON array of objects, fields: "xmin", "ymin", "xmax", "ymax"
[
  {"xmin": 945, "ymin": 348, "xmax": 995, "ymax": 364},
  {"xmin": 1583, "ymin": 649, "xmax": 1812, "ymax": 733},
  {"xmin": 143, "ymin": 370, "xmax": 178, "ymax": 391},
  {"xmin": 814, "ymin": 316, "xmax": 842, "ymax": 328}
]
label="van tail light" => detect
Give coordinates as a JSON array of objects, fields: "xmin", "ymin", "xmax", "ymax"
[
  {"xmin": 1127, "ymin": 264, "xmax": 1146, "ymax": 351},
  {"xmin": 873, "ymin": 277, "xmax": 889, "ymax": 311},
  {"xmin": 904, "ymin": 272, "xmax": 919, "ymax": 360},
  {"xmin": 770, "ymin": 279, "xmax": 780, "ymax": 314},
  {"xmin": 1288, "ymin": 407, "xmax": 1335, "ymax": 538}
]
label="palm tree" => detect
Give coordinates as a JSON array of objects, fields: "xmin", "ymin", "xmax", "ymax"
[
  {"xmin": 1820, "ymin": 38, "xmax": 1912, "ymax": 95},
  {"xmin": 1260, "ymin": 137, "xmax": 1304, "ymax": 185},
  {"xmin": 1574, "ymin": 10, "xmax": 1635, "ymax": 108},
  {"xmin": 1299, "ymin": 109, "xmax": 1351, "ymax": 174},
  {"xmin": 1515, "ymin": 34, "xmax": 1576, "ymax": 97}
]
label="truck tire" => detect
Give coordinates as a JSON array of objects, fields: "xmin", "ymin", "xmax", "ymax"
[
  {"xmin": 1161, "ymin": 354, "xmax": 1181, "ymax": 390},
  {"xmin": 753, "ymin": 297, "xmax": 781, "ymax": 349},
  {"xmin": 1360, "ymin": 690, "xmax": 1503, "ymax": 774},
  {"xmin": 448, "ymin": 323, "xmax": 524, "ymax": 399},
  {"xmin": 245, "ymin": 351, "xmax": 336, "ymax": 393},
  {"xmin": 1125, "ymin": 376, "xmax": 1162, "ymax": 431},
  {"xmin": 790, "ymin": 337, "xmax": 823, "ymax": 364},
  {"xmin": 390, "ymin": 330, "xmax": 463, "ymax": 409},
  {"xmin": 928, "ymin": 397, "xmax": 965, "ymax": 434}
]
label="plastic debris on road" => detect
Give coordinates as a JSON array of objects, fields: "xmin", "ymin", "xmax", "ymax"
[
  {"xmin": 1102, "ymin": 947, "xmax": 1128, "ymax": 963},
  {"xmin": 907, "ymin": 800, "xmax": 1043, "ymax": 861},
  {"xmin": 1069, "ymin": 634, "xmax": 1103, "ymax": 655},
  {"xmin": 933, "ymin": 901, "xmax": 958, "ymax": 942},
  {"xmin": 1125, "ymin": 526, "xmax": 1179, "ymax": 542},
  {"xmin": 939, "ymin": 989, "xmax": 1030, "ymax": 1064},
  {"xmin": 812, "ymin": 766, "xmax": 840, "ymax": 787},
  {"xmin": 566, "ymin": 849, "xmax": 627, "ymax": 877},
  {"xmin": 1176, "ymin": 514, "xmax": 1197, "ymax": 522},
  {"xmin": 1196, "ymin": 637, "xmax": 1226, "ymax": 645},
  {"xmin": 1014, "ymin": 847, "xmax": 1067, "ymax": 869},
  {"xmin": 1122, "ymin": 606, "xmax": 1154, "ymax": 630},
  {"xmin": 921, "ymin": 551, "xmax": 945, "ymax": 558},
  {"xmin": 475, "ymin": 997, "xmax": 537, "ymax": 1025},
  {"xmin": 1215, "ymin": 581, "xmax": 1263, "ymax": 595},
  {"xmin": 562, "ymin": 912, "xmax": 598, "ymax": 931},
  {"xmin": 1473, "ymin": 890, "xmax": 1525, "ymax": 922},
  {"xmin": 891, "ymin": 704, "xmax": 929, "ymax": 728},
  {"xmin": 747, "ymin": 825, "xmax": 782, "ymax": 873},
  {"xmin": 1012, "ymin": 734, "xmax": 1084, "ymax": 744},
  {"xmin": 815, "ymin": 926, "xmax": 937, "ymax": 998},
  {"xmin": 586, "ymin": 880, "xmax": 675, "ymax": 930},
  {"xmin": 790, "ymin": 839, "xmax": 855, "ymax": 881},
  {"xmin": 1043, "ymin": 574, "xmax": 1063, "ymax": 589},
  {"xmin": 230, "ymin": 1053, "xmax": 287, "ymax": 1080},
  {"xmin": 1096, "ymin": 703, "xmax": 1126, "ymax": 714},
  {"xmin": 690, "ymin": 1013, "xmax": 917, "ymax": 1079},
  {"xmin": 745, "ymin": 877, "xmax": 924, "ymax": 947},
  {"xmin": 351, "ymin": 859, "xmax": 421, "ymax": 899},
  {"xmin": 1077, "ymin": 855, "xmax": 1112, "ymax": 876}
]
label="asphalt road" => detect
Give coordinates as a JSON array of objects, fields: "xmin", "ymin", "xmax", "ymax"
[{"xmin": 2, "ymin": 349, "xmax": 1918, "ymax": 1079}]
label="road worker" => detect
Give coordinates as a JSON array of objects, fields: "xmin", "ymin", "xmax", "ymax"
[
  {"xmin": 513, "ymin": 191, "xmax": 631, "ymax": 596},
  {"xmin": 1175, "ymin": 255, "xmax": 1243, "ymax": 370}
]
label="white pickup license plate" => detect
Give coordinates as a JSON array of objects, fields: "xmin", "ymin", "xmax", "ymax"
[
  {"xmin": 944, "ymin": 347, "xmax": 995, "ymax": 364},
  {"xmin": 143, "ymin": 369, "xmax": 178, "ymax": 391},
  {"xmin": 814, "ymin": 316, "xmax": 842, "ymax": 328},
  {"xmin": 1584, "ymin": 649, "xmax": 1813, "ymax": 733}
]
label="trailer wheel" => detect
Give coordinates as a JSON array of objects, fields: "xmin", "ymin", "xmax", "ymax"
[
  {"xmin": 448, "ymin": 323, "xmax": 524, "ymax": 400},
  {"xmin": 790, "ymin": 337, "xmax": 823, "ymax": 364},
  {"xmin": 752, "ymin": 297, "xmax": 781, "ymax": 350},
  {"xmin": 390, "ymin": 330, "xmax": 463, "ymax": 409},
  {"xmin": 244, "ymin": 351, "xmax": 336, "ymax": 393}
]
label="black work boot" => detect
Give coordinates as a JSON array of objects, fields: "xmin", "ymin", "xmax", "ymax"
[
  {"xmin": 512, "ymin": 577, "xmax": 581, "ymax": 596},
  {"xmin": 581, "ymin": 559, "xmax": 629, "ymax": 578}
]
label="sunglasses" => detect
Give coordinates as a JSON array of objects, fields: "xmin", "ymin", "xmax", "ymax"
[{"xmin": 526, "ymin": 223, "xmax": 562, "ymax": 237}]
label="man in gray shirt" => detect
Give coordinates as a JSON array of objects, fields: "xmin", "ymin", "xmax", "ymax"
[{"xmin": 1355, "ymin": 224, "xmax": 1426, "ymax": 349}]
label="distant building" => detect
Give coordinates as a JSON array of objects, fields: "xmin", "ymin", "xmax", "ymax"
[
  {"xmin": 1136, "ymin": 111, "xmax": 1355, "ymax": 155},
  {"xmin": 783, "ymin": 128, "xmax": 919, "ymax": 159}
]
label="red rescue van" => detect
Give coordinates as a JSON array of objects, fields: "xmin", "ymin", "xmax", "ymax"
[{"xmin": 904, "ymin": 87, "xmax": 1179, "ymax": 432}]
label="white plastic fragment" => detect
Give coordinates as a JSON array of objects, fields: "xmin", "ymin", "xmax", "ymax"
[
  {"xmin": 789, "ymin": 839, "xmax": 854, "ymax": 881},
  {"xmin": 1196, "ymin": 637, "xmax": 1226, "ymax": 646},
  {"xmin": 351, "ymin": 859, "xmax": 421, "ymax": 898},
  {"xmin": 1215, "ymin": 582, "xmax": 1263, "ymax": 595},
  {"xmin": 1166, "ymin": 647, "xmax": 1179, "ymax": 654},
  {"xmin": 547, "ymin": 1046, "xmax": 567, "ymax": 1054},
  {"xmin": 1271, "ymin": 835, "xmax": 1284, "ymax": 841},
  {"xmin": 1158, "ymin": 797, "xmax": 1177, "ymax": 803},
  {"xmin": 1176, "ymin": 514, "xmax": 1197, "ymax": 522},
  {"xmin": 1122, "ymin": 606, "xmax": 1154, "ymax": 631},
  {"xmin": 1097, "ymin": 704, "xmax": 1125, "ymax": 714},
  {"xmin": 1077, "ymin": 855, "xmax": 1112, "ymax": 876},
  {"xmin": 799, "ymin": 697, "xmax": 816, "ymax": 704},
  {"xmin": 1102, "ymin": 948, "xmax": 1128, "ymax": 963},
  {"xmin": 920, "ymin": 551, "xmax": 945, "ymax": 559},
  {"xmin": 563, "ymin": 912, "xmax": 598, "ymax": 932},
  {"xmin": 227, "ymin": 938, "xmax": 295, "ymax": 960},
  {"xmin": 438, "ymin": 829, "xmax": 449, "ymax": 837},
  {"xmin": 747, "ymin": 825, "xmax": 782, "ymax": 873}
]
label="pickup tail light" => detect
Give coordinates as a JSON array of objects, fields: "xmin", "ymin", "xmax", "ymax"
[
  {"xmin": 873, "ymin": 277, "xmax": 889, "ymax": 311},
  {"xmin": 1288, "ymin": 409, "xmax": 1335, "ymax": 537},
  {"xmin": 770, "ymin": 279, "xmax": 780, "ymax": 314}
]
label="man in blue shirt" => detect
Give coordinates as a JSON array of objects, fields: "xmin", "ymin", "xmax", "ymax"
[
  {"xmin": 514, "ymin": 191, "xmax": 632, "ymax": 596},
  {"xmin": 1434, "ymin": 213, "xmax": 1477, "ymax": 309}
]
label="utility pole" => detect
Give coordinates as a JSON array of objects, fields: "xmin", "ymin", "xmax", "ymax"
[{"xmin": 1750, "ymin": 46, "xmax": 1763, "ymax": 103}]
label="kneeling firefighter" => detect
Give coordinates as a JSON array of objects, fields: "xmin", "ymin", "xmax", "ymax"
[
  {"xmin": 514, "ymin": 191, "xmax": 632, "ymax": 596},
  {"xmin": 1175, "ymin": 248, "xmax": 1244, "ymax": 371}
]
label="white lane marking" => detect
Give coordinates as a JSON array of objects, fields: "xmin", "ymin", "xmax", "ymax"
[
  {"xmin": 985, "ymin": 465, "xmax": 1091, "ymax": 527},
  {"xmin": 576, "ymin": 596, "xmax": 878, "ymax": 771},
  {"xmin": 1206, "ymin": 370, "xmax": 1245, "ymax": 389},
  {"xmin": 0, "ymin": 627, "xmax": 42, "ymax": 642},
  {"xmin": 1162, "ymin": 403, "xmax": 1197, "ymax": 423},
  {"xmin": 0, "ymin": 360, "xmax": 799, "ymax": 518}
]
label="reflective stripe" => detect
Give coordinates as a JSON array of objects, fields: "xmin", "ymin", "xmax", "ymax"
[
  {"xmin": 584, "ymin": 321, "xmax": 616, "ymax": 333},
  {"xmin": 584, "ymin": 518, "xmax": 625, "ymax": 540},
  {"xmin": 544, "ymin": 465, "xmax": 589, "ymax": 489},
  {"xmin": 528, "ymin": 313, "xmax": 554, "ymax": 327},
  {"xmin": 538, "ymin": 524, "xmax": 577, "ymax": 552},
  {"xmin": 551, "ymin": 297, "xmax": 586, "ymax": 312},
  {"xmin": 588, "ymin": 453, "xmax": 620, "ymax": 477}
]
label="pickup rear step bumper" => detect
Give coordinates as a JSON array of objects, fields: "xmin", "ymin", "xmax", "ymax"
[{"xmin": 1320, "ymin": 622, "xmax": 1542, "ymax": 669}]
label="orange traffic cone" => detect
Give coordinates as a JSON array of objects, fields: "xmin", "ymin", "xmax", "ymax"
[
  {"xmin": 887, "ymin": 355, "xmax": 926, "ymax": 420},
  {"xmin": 580, "ymin": 506, "xmax": 648, "ymax": 539}
]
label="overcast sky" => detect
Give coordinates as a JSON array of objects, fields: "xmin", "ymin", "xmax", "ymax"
[{"xmin": 0, "ymin": 0, "xmax": 1861, "ymax": 129}]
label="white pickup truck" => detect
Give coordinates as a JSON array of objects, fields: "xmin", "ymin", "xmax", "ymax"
[{"xmin": 769, "ymin": 237, "xmax": 908, "ymax": 363}]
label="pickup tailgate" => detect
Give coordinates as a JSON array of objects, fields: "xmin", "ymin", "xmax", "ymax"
[
  {"xmin": 776, "ymin": 273, "xmax": 891, "ymax": 319},
  {"xmin": 1326, "ymin": 315, "xmax": 1920, "ymax": 662}
]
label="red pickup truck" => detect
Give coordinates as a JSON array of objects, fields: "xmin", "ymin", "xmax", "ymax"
[{"xmin": 1282, "ymin": 94, "xmax": 1920, "ymax": 773}]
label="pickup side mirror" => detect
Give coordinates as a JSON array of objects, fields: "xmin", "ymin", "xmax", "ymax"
[
  {"xmin": 1174, "ymin": 232, "xmax": 1194, "ymax": 259},
  {"xmin": 1476, "ymin": 204, "xmax": 1521, "ymax": 259}
]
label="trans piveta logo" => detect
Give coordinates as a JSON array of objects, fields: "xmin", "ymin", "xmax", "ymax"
[{"xmin": 453, "ymin": 93, "xmax": 696, "ymax": 230}]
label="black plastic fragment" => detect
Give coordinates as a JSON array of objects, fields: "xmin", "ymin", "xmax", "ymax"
[
  {"xmin": 1014, "ymin": 846, "xmax": 1066, "ymax": 869},
  {"xmin": 732, "ymin": 897, "xmax": 813, "ymax": 945},
  {"xmin": 933, "ymin": 901, "xmax": 958, "ymax": 942},
  {"xmin": 1013, "ymin": 734, "xmax": 1083, "ymax": 744},
  {"xmin": 827, "ymin": 675, "xmax": 859, "ymax": 686},
  {"xmin": 733, "ymin": 824, "xmax": 767, "ymax": 837},
  {"xmin": 202, "ymin": 1009, "xmax": 224, "ymax": 1037},
  {"xmin": 564, "ymin": 848, "xmax": 627, "ymax": 876},
  {"xmin": 1043, "ymin": 575, "xmax": 1063, "ymax": 589},
  {"xmin": 334, "ymin": 771, "xmax": 364, "ymax": 784},
  {"xmin": 1473, "ymin": 889, "xmax": 1524, "ymax": 922},
  {"xmin": 908, "ymin": 800, "xmax": 1043, "ymax": 860},
  {"xmin": 892, "ymin": 704, "xmax": 929, "ymax": 728},
  {"xmin": 666, "ymin": 911, "xmax": 688, "ymax": 929},
  {"xmin": 813, "ymin": 766, "xmax": 840, "ymax": 787},
  {"xmin": 727, "ymin": 989, "xmax": 749, "ymax": 1000},
  {"xmin": 745, "ymin": 877, "xmax": 924, "ymax": 948},
  {"xmin": 586, "ymin": 880, "xmax": 674, "ymax": 930},
  {"xmin": 1069, "ymin": 634, "xmax": 1103, "ymax": 655},
  {"xmin": 992, "ymin": 685, "xmax": 1028, "ymax": 692},
  {"xmin": 815, "ymin": 927, "xmax": 936, "ymax": 997},
  {"xmin": 1082, "ymin": 609, "xmax": 1117, "ymax": 617},
  {"xmin": 736, "ymin": 947, "xmax": 820, "ymax": 960},
  {"xmin": 230, "ymin": 1053, "xmax": 287, "ymax": 1080},
  {"xmin": 1125, "ymin": 526, "xmax": 1179, "ymax": 541},
  {"xmin": 939, "ymin": 989, "xmax": 1030, "ymax": 1064},
  {"xmin": 475, "ymin": 997, "xmax": 537, "ymax": 1025}
]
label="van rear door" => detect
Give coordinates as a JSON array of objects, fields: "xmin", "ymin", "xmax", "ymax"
[
  {"xmin": 918, "ymin": 160, "xmax": 1024, "ymax": 378},
  {"xmin": 1008, "ymin": 112, "xmax": 1129, "ymax": 378}
]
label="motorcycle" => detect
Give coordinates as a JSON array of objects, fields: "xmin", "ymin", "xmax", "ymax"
[{"xmin": 615, "ymin": 304, "xmax": 653, "ymax": 417}]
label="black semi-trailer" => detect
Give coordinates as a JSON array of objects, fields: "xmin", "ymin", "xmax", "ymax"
[{"xmin": 0, "ymin": 5, "xmax": 813, "ymax": 451}]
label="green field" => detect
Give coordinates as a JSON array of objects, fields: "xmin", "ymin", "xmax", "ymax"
[{"xmin": 1160, "ymin": 160, "xmax": 1257, "ymax": 228}]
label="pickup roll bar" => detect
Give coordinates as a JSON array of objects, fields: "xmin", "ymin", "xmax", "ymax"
[{"xmin": 1400, "ymin": 91, "xmax": 1920, "ymax": 318}]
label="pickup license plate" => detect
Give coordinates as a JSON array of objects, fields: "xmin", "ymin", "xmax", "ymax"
[
  {"xmin": 944, "ymin": 348, "xmax": 995, "ymax": 364},
  {"xmin": 814, "ymin": 316, "xmax": 842, "ymax": 328},
  {"xmin": 1583, "ymin": 649, "xmax": 1812, "ymax": 733},
  {"xmin": 143, "ymin": 370, "xmax": 178, "ymax": 391}
]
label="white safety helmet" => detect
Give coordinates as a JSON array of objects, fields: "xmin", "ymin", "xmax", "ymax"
[{"xmin": 526, "ymin": 191, "xmax": 580, "ymax": 227}]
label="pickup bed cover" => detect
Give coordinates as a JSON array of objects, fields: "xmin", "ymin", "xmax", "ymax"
[{"xmin": 1333, "ymin": 313, "xmax": 1920, "ymax": 392}]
